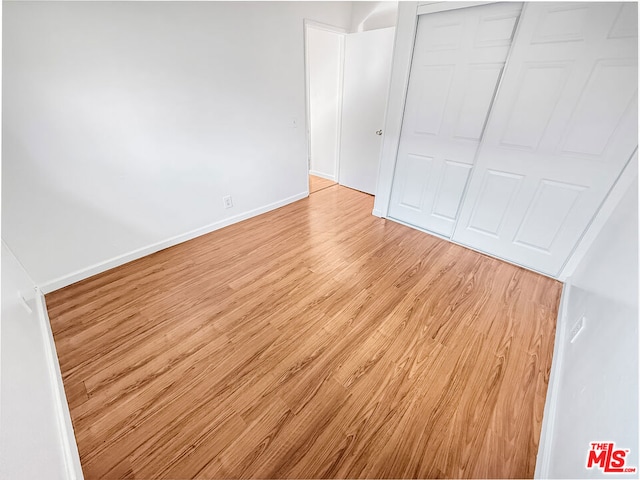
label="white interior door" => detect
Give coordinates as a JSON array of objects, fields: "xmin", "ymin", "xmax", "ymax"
[
  {"xmin": 452, "ymin": 2, "xmax": 638, "ymax": 276},
  {"xmin": 307, "ymin": 26, "xmax": 344, "ymax": 180},
  {"xmin": 338, "ymin": 27, "xmax": 395, "ymax": 195},
  {"xmin": 388, "ymin": 3, "xmax": 523, "ymax": 237}
]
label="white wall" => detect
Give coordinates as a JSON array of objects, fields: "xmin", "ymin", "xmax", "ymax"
[
  {"xmin": 540, "ymin": 172, "xmax": 638, "ymax": 478},
  {"xmin": 0, "ymin": 243, "xmax": 69, "ymax": 479},
  {"xmin": 350, "ymin": 1, "xmax": 398, "ymax": 32},
  {"xmin": 307, "ymin": 26, "xmax": 344, "ymax": 180},
  {"xmin": 2, "ymin": 1, "xmax": 353, "ymax": 290}
]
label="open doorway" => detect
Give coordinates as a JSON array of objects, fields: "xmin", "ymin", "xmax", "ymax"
[
  {"xmin": 304, "ymin": 10, "xmax": 397, "ymax": 198},
  {"xmin": 304, "ymin": 21, "xmax": 344, "ymax": 194}
]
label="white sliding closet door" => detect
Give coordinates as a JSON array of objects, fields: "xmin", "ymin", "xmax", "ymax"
[
  {"xmin": 388, "ymin": 3, "xmax": 523, "ymax": 237},
  {"xmin": 453, "ymin": 2, "xmax": 638, "ymax": 276}
]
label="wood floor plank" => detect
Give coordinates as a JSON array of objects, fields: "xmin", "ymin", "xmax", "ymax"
[
  {"xmin": 309, "ymin": 174, "xmax": 337, "ymax": 194},
  {"xmin": 46, "ymin": 185, "xmax": 562, "ymax": 479}
]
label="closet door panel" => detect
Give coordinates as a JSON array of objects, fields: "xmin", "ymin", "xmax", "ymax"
[
  {"xmin": 453, "ymin": 2, "xmax": 638, "ymax": 276},
  {"xmin": 388, "ymin": 2, "xmax": 523, "ymax": 237}
]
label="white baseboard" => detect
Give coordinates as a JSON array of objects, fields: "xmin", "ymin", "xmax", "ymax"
[
  {"xmin": 372, "ymin": 208, "xmax": 384, "ymax": 218},
  {"xmin": 308, "ymin": 170, "xmax": 336, "ymax": 181},
  {"xmin": 35, "ymin": 289, "xmax": 84, "ymax": 480},
  {"xmin": 39, "ymin": 192, "xmax": 307, "ymax": 294},
  {"xmin": 535, "ymin": 280, "xmax": 570, "ymax": 479}
]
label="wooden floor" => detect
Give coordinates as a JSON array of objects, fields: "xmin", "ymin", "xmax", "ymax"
[
  {"xmin": 47, "ymin": 186, "xmax": 562, "ymax": 479},
  {"xmin": 309, "ymin": 174, "xmax": 337, "ymax": 193}
]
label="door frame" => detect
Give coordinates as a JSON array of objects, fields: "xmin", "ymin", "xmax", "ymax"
[
  {"xmin": 303, "ymin": 19, "xmax": 347, "ymax": 188},
  {"xmin": 372, "ymin": 1, "xmax": 504, "ymax": 217}
]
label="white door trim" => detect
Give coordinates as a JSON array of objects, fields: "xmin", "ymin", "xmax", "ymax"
[
  {"xmin": 372, "ymin": 1, "xmax": 419, "ymax": 217},
  {"xmin": 417, "ymin": 1, "xmax": 497, "ymax": 16},
  {"xmin": 303, "ymin": 19, "xmax": 348, "ymax": 35}
]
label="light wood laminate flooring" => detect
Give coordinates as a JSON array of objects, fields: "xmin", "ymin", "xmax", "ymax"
[
  {"xmin": 309, "ymin": 174, "xmax": 337, "ymax": 194},
  {"xmin": 47, "ymin": 185, "xmax": 562, "ymax": 479}
]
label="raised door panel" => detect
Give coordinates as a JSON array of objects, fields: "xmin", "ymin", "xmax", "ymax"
[
  {"xmin": 388, "ymin": 2, "xmax": 522, "ymax": 238},
  {"xmin": 499, "ymin": 63, "xmax": 571, "ymax": 150},
  {"xmin": 413, "ymin": 65, "xmax": 455, "ymax": 136},
  {"xmin": 396, "ymin": 154, "xmax": 434, "ymax": 211},
  {"xmin": 432, "ymin": 161, "xmax": 473, "ymax": 222},
  {"xmin": 453, "ymin": 2, "xmax": 638, "ymax": 276},
  {"xmin": 560, "ymin": 60, "xmax": 637, "ymax": 157},
  {"xmin": 512, "ymin": 180, "xmax": 586, "ymax": 253},
  {"xmin": 467, "ymin": 170, "xmax": 524, "ymax": 237}
]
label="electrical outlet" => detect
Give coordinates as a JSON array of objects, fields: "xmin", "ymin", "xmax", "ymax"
[
  {"xmin": 569, "ymin": 316, "xmax": 585, "ymax": 343},
  {"xmin": 223, "ymin": 195, "xmax": 233, "ymax": 209}
]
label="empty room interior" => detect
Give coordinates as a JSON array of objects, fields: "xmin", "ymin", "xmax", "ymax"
[{"xmin": 1, "ymin": 1, "xmax": 638, "ymax": 479}]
